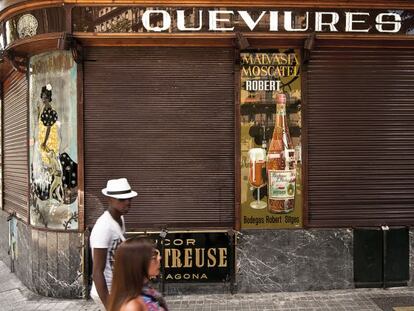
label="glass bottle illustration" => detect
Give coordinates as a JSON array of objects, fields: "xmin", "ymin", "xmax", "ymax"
[{"xmin": 267, "ymin": 93, "xmax": 296, "ymax": 213}]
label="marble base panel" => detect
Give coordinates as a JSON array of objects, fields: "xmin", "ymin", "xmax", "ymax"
[
  {"xmin": 1, "ymin": 213, "xmax": 413, "ymax": 297},
  {"xmin": 31, "ymin": 231, "xmax": 84, "ymax": 298},
  {"xmin": 158, "ymin": 229, "xmax": 354, "ymax": 295},
  {"xmin": 0, "ymin": 210, "xmax": 84, "ymax": 298},
  {"xmin": 164, "ymin": 228, "xmax": 412, "ymax": 295},
  {"xmin": 0, "ymin": 211, "xmax": 10, "ymax": 266},
  {"xmin": 236, "ymin": 229, "xmax": 354, "ymax": 293},
  {"xmin": 15, "ymin": 219, "xmax": 32, "ymax": 291}
]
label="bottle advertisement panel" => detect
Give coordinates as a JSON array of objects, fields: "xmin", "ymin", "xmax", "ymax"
[{"xmin": 240, "ymin": 50, "xmax": 302, "ymax": 229}]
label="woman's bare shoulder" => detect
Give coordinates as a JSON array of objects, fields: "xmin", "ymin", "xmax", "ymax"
[{"xmin": 119, "ymin": 297, "xmax": 147, "ymax": 311}]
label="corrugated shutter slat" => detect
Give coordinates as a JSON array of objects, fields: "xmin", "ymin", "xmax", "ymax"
[
  {"xmin": 3, "ymin": 71, "xmax": 28, "ymax": 222},
  {"xmin": 84, "ymin": 47, "xmax": 235, "ymax": 230},
  {"xmin": 307, "ymin": 49, "xmax": 414, "ymax": 227}
]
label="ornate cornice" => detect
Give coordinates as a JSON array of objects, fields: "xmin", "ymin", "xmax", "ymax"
[{"xmin": 3, "ymin": 0, "xmax": 414, "ymax": 21}]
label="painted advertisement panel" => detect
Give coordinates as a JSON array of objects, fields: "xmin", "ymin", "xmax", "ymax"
[
  {"xmin": 240, "ymin": 50, "xmax": 302, "ymax": 229},
  {"xmin": 29, "ymin": 51, "xmax": 78, "ymax": 230}
]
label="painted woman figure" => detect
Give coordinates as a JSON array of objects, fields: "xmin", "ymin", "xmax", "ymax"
[
  {"xmin": 39, "ymin": 84, "xmax": 59, "ymax": 159},
  {"xmin": 36, "ymin": 84, "xmax": 63, "ymax": 202}
]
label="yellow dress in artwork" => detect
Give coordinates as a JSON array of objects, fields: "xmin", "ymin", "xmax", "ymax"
[{"xmin": 38, "ymin": 105, "xmax": 60, "ymax": 164}]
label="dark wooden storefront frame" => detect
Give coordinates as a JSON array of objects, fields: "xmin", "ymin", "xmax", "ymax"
[{"xmin": 1, "ymin": 1, "xmax": 414, "ymax": 232}]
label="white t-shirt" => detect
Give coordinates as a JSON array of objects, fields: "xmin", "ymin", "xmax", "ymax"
[{"xmin": 90, "ymin": 211, "xmax": 125, "ymax": 296}]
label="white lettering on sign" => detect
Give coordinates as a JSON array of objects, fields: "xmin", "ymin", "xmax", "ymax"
[
  {"xmin": 238, "ymin": 11, "xmax": 267, "ymax": 31},
  {"xmin": 177, "ymin": 10, "xmax": 203, "ymax": 31},
  {"xmin": 132, "ymin": 9, "xmax": 404, "ymax": 34},
  {"xmin": 375, "ymin": 13, "xmax": 402, "ymax": 33},
  {"xmin": 142, "ymin": 10, "xmax": 171, "ymax": 32},
  {"xmin": 315, "ymin": 12, "xmax": 340, "ymax": 32},
  {"xmin": 209, "ymin": 10, "xmax": 234, "ymax": 31},
  {"xmin": 246, "ymin": 80, "xmax": 281, "ymax": 91},
  {"xmin": 345, "ymin": 12, "xmax": 370, "ymax": 32},
  {"xmin": 284, "ymin": 11, "xmax": 309, "ymax": 32}
]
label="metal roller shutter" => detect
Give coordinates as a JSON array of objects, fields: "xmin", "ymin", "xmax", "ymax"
[
  {"xmin": 307, "ymin": 48, "xmax": 414, "ymax": 227},
  {"xmin": 84, "ymin": 47, "xmax": 235, "ymax": 230},
  {"xmin": 3, "ymin": 71, "xmax": 28, "ymax": 222}
]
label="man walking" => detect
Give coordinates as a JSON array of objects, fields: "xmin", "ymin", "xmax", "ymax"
[{"xmin": 89, "ymin": 178, "xmax": 138, "ymax": 310}]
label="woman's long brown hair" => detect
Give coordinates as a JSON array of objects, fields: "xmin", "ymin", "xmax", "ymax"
[{"xmin": 107, "ymin": 237, "xmax": 155, "ymax": 311}]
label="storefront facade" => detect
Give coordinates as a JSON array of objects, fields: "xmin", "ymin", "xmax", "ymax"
[{"xmin": 0, "ymin": 0, "xmax": 413, "ymax": 298}]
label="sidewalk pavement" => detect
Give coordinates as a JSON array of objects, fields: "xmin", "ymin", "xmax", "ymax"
[{"xmin": 1, "ymin": 260, "xmax": 413, "ymax": 311}]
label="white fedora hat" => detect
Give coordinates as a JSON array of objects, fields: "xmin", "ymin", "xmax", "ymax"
[{"xmin": 101, "ymin": 178, "xmax": 138, "ymax": 199}]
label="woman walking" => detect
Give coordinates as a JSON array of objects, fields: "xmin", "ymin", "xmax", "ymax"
[{"xmin": 107, "ymin": 237, "xmax": 168, "ymax": 311}]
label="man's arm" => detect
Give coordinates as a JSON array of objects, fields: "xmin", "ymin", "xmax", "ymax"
[{"xmin": 92, "ymin": 248, "xmax": 109, "ymax": 309}]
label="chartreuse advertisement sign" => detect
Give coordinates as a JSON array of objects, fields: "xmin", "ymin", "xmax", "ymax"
[{"xmin": 127, "ymin": 231, "xmax": 234, "ymax": 283}]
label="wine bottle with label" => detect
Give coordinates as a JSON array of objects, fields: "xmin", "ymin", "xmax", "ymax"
[{"xmin": 267, "ymin": 93, "xmax": 296, "ymax": 213}]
